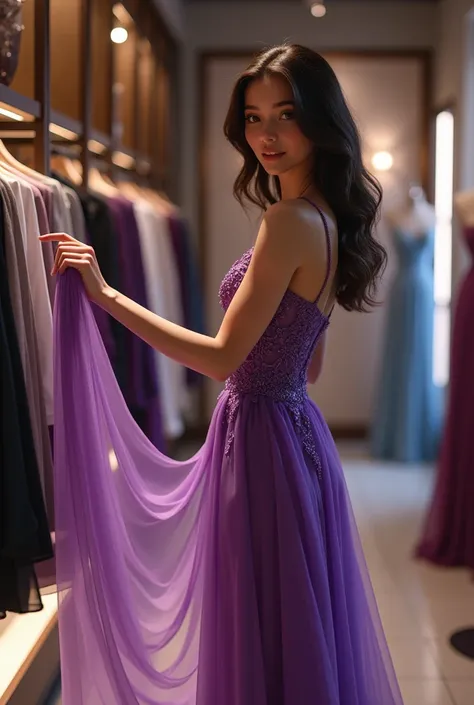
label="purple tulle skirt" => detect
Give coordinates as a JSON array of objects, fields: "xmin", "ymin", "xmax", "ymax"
[{"xmin": 54, "ymin": 271, "xmax": 403, "ymax": 704}]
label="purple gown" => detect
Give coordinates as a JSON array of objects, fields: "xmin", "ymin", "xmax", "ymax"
[{"xmin": 54, "ymin": 200, "xmax": 403, "ymax": 704}]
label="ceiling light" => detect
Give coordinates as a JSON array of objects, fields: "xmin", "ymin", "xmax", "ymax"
[
  {"xmin": 310, "ymin": 2, "xmax": 327, "ymax": 18},
  {"xmin": 111, "ymin": 27, "xmax": 128, "ymax": 44},
  {"xmin": 372, "ymin": 151, "xmax": 393, "ymax": 172}
]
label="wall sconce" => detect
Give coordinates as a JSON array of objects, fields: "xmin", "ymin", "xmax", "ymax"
[
  {"xmin": 111, "ymin": 26, "xmax": 128, "ymax": 44},
  {"xmin": 372, "ymin": 151, "xmax": 393, "ymax": 172}
]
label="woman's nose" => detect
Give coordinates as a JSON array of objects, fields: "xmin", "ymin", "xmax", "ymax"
[
  {"xmin": 258, "ymin": 116, "xmax": 278, "ymax": 141},
  {"xmin": 260, "ymin": 126, "xmax": 277, "ymax": 144}
]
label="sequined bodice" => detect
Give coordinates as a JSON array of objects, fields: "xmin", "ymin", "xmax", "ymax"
[
  {"xmin": 218, "ymin": 247, "xmax": 331, "ymax": 477},
  {"xmin": 219, "ymin": 248, "xmax": 330, "ymax": 400}
]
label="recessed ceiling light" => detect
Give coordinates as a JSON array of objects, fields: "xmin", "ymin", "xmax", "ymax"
[
  {"xmin": 310, "ymin": 2, "xmax": 327, "ymax": 18},
  {"xmin": 372, "ymin": 151, "xmax": 394, "ymax": 172}
]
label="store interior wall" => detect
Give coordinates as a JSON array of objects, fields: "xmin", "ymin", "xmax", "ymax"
[
  {"xmin": 180, "ymin": 0, "xmax": 438, "ymax": 428},
  {"xmin": 153, "ymin": 0, "xmax": 185, "ymax": 41},
  {"xmin": 464, "ymin": 10, "xmax": 474, "ymax": 189}
]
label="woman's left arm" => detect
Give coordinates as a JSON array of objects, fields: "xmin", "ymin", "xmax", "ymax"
[{"xmin": 41, "ymin": 202, "xmax": 308, "ymax": 382}]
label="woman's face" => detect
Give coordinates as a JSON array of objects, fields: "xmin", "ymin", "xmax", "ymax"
[{"xmin": 244, "ymin": 73, "xmax": 314, "ymax": 177}]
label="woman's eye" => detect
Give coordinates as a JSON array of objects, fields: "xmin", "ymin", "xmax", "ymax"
[
  {"xmin": 244, "ymin": 114, "xmax": 258, "ymax": 124},
  {"xmin": 281, "ymin": 111, "xmax": 294, "ymax": 120}
]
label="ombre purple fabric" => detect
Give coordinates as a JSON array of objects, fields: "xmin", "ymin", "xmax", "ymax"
[{"xmin": 54, "ymin": 227, "xmax": 403, "ymax": 703}]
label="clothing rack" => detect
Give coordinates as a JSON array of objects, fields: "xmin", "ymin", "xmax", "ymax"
[
  {"xmin": 0, "ymin": 3, "xmax": 182, "ymax": 703},
  {"xmin": 0, "ymin": 0, "xmax": 179, "ymax": 197}
]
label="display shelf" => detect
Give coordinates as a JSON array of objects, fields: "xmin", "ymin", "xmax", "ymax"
[
  {"xmin": 0, "ymin": 85, "xmax": 41, "ymax": 120},
  {"xmin": 0, "ymin": 593, "xmax": 58, "ymax": 705}
]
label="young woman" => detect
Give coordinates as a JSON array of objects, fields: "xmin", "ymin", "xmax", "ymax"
[{"xmin": 41, "ymin": 44, "xmax": 403, "ymax": 705}]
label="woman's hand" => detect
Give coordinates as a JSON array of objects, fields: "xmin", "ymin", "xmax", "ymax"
[{"xmin": 38, "ymin": 233, "xmax": 109, "ymax": 303}]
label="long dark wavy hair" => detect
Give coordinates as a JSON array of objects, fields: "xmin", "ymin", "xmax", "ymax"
[{"xmin": 223, "ymin": 44, "xmax": 387, "ymax": 312}]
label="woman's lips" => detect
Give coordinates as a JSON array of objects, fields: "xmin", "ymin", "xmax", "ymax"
[{"xmin": 261, "ymin": 152, "xmax": 285, "ymax": 162}]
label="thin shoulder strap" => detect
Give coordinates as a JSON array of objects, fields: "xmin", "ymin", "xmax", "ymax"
[{"xmin": 299, "ymin": 196, "xmax": 333, "ymax": 308}]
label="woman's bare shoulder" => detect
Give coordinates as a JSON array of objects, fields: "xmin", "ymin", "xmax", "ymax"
[{"xmin": 262, "ymin": 198, "xmax": 336, "ymax": 262}]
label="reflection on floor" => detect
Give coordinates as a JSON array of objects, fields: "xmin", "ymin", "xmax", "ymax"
[{"xmin": 47, "ymin": 442, "xmax": 474, "ymax": 705}]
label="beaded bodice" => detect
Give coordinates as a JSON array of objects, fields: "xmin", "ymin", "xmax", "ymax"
[
  {"xmin": 218, "ymin": 198, "xmax": 333, "ymax": 478},
  {"xmin": 219, "ymin": 248, "xmax": 330, "ymax": 401}
]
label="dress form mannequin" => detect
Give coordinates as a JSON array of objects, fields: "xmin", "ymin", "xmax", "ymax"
[
  {"xmin": 416, "ymin": 183, "xmax": 474, "ymax": 658},
  {"xmin": 372, "ymin": 182, "xmax": 440, "ymax": 462},
  {"xmin": 388, "ymin": 184, "xmax": 436, "ymax": 236}
]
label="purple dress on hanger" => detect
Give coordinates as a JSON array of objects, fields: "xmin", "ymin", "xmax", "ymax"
[
  {"xmin": 53, "ymin": 199, "xmax": 403, "ymax": 704},
  {"xmin": 416, "ymin": 225, "xmax": 474, "ymax": 570}
]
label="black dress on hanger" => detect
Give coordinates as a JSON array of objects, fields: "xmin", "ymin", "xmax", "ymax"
[{"xmin": 0, "ymin": 193, "xmax": 53, "ymax": 619}]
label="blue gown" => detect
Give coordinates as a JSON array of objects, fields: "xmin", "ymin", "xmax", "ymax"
[{"xmin": 372, "ymin": 227, "xmax": 441, "ymax": 462}]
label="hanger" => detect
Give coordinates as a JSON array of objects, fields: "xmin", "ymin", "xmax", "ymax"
[
  {"xmin": 116, "ymin": 180, "xmax": 141, "ymax": 199},
  {"xmin": 88, "ymin": 166, "xmax": 119, "ymax": 197},
  {"xmin": 0, "ymin": 138, "xmax": 16, "ymax": 166},
  {"xmin": 139, "ymin": 186, "xmax": 176, "ymax": 215},
  {"xmin": 50, "ymin": 154, "xmax": 82, "ymax": 186},
  {"xmin": 0, "ymin": 138, "xmax": 50, "ymax": 182}
]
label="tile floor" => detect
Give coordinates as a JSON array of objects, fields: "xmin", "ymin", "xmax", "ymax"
[
  {"xmin": 48, "ymin": 443, "xmax": 474, "ymax": 705},
  {"xmin": 339, "ymin": 442, "xmax": 474, "ymax": 705}
]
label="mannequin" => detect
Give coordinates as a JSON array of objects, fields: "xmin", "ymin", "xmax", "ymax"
[
  {"xmin": 446, "ymin": 186, "xmax": 474, "ymax": 658},
  {"xmin": 387, "ymin": 183, "xmax": 436, "ymax": 236},
  {"xmin": 371, "ymin": 181, "xmax": 440, "ymax": 463},
  {"xmin": 416, "ymin": 184, "xmax": 474, "ymax": 640}
]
